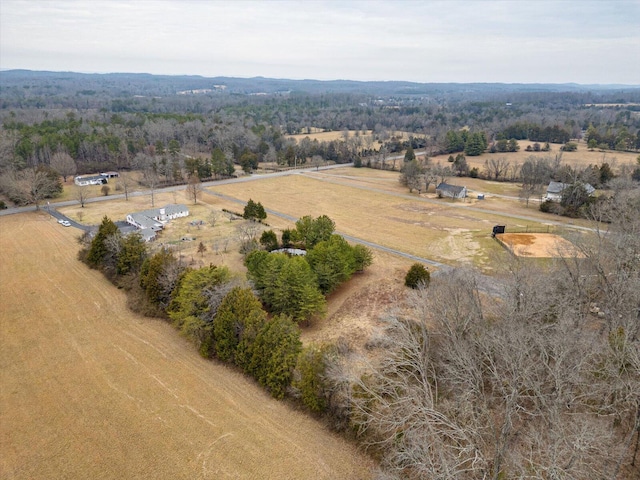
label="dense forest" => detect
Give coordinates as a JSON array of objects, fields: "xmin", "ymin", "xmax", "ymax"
[{"xmin": 1, "ymin": 70, "xmax": 639, "ymax": 178}]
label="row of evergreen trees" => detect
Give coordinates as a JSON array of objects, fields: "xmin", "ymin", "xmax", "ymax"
[{"xmin": 80, "ymin": 214, "xmax": 371, "ymax": 407}]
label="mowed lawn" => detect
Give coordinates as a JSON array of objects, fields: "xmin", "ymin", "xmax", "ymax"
[{"xmin": 0, "ymin": 213, "xmax": 374, "ymax": 480}]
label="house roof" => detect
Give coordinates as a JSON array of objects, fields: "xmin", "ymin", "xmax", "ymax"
[
  {"xmin": 76, "ymin": 175, "xmax": 106, "ymax": 182},
  {"xmin": 129, "ymin": 212, "xmax": 163, "ymax": 230},
  {"xmin": 547, "ymin": 181, "xmax": 567, "ymax": 194},
  {"xmin": 547, "ymin": 181, "xmax": 596, "ymax": 195},
  {"xmin": 139, "ymin": 228, "xmax": 157, "ymax": 241},
  {"xmin": 164, "ymin": 204, "xmax": 188, "ymax": 215},
  {"xmin": 436, "ymin": 183, "xmax": 466, "ymax": 195}
]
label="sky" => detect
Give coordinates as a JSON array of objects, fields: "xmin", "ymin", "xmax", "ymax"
[{"xmin": 1, "ymin": 0, "xmax": 639, "ymax": 85}]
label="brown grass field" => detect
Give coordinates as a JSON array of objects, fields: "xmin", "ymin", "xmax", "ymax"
[
  {"xmin": 497, "ymin": 233, "xmax": 585, "ymax": 258},
  {"xmin": 286, "ymin": 129, "xmax": 412, "ymax": 144},
  {"xmin": 0, "ymin": 213, "xmax": 375, "ymax": 479},
  {"xmin": 428, "ymin": 139, "xmax": 639, "ymax": 174}
]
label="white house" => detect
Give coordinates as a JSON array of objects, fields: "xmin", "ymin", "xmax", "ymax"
[
  {"xmin": 544, "ymin": 181, "xmax": 595, "ymax": 202},
  {"xmin": 125, "ymin": 204, "xmax": 189, "ymax": 241},
  {"xmin": 436, "ymin": 183, "xmax": 467, "ymax": 199},
  {"xmin": 74, "ymin": 175, "xmax": 107, "ymax": 186}
]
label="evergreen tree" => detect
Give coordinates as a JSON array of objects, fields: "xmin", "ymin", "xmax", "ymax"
[
  {"xmin": 405, "ymin": 263, "xmax": 431, "ymax": 289},
  {"xmin": 465, "ymin": 132, "xmax": 487, "ymax": 156},
  {"xmin": 306, "ymin": 235, "xmax": 357, "ymax": 294},
  {"xmin": 248, "ymin": 315, "xmax": 302, "ymax": 399},
  {"xmin": 213, "ymin": 286, "xmax": 266, "ymax": 364},
  {"xmin": 259, "ymin": 230, "xmax": 279, "ymax": 251},
  {"xmin": 243, "ymin": 199, "xmax": 267, "ymax": 221},
  {"xmin": 295, "ymin": 215, "xmax": 335, "ymax": 249},
  {"xmin": 293, "ymin": 345, "xmax": 331, "ymax": 412},
  {"xmin": 404, "ymin": 145, "xmax": 416, "ymax": 162},
  {"xmin": 86, "ymin": 216, "xmax": 119, "ymax": 268},
  {"xmin": 168, "ymin": 265, "xmax": 231, "ymax": 345},
  {"xmin": 139, "ymin": 248, "xmax": 181, "ymax": 308},
  {"xmin": 116, "ymin": 233, "xmax": 147, "ymax": 276}
]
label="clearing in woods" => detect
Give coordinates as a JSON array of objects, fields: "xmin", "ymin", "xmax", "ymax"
[{"xmin": 0, "ymin": 213, "xmax": 374, "ymax": 480}]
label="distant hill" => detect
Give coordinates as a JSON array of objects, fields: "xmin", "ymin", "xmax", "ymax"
[{"xmin": 2, "ymin": 69, "xmax": 639, "ymax": 98}]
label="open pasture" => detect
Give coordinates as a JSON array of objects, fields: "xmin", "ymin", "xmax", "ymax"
[
  {"xmin": 429, "ymin": 139, "xmax": 638, "ymax": 174},
  {"xmin": 0, "ymin": 213, "xmax": 374, "ymax": 480},
  {"xmin": 286, "ymin": 129, "xmax": 412, "ymax": 145},
  {"xmin": 211, "ymin": 173, "xmax": 546, "ymax": 269}
]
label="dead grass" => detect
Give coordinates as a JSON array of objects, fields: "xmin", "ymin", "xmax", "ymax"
[
  {"xmin": 0, "ymin": 212, "xmax": 374, "ymax": 479},
  {"xmin": 286, "ymin": 129, "xmax": 412, "ymax": 145},
  {"xmin": 429, "ymin": 139, "xmax": 638, "ymax": 174}
]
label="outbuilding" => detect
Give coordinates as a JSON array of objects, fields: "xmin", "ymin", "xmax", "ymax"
[{"xmin": 436, "ymin": 182, "xmax": 467, "ymax": 199}]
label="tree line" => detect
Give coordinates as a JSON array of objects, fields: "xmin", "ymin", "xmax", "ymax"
[{"xmin": 79, "ymin": 213, "xmax": 371, "ymax": 405}]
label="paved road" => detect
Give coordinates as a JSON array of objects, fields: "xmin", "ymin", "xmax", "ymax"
[
  {"xmin": 0, "ymin": 163, "xmax": 350, "ymax": 218},
  {"xmin": 45, "ymin": 207, "xmax": 92, "ymax": 231}
]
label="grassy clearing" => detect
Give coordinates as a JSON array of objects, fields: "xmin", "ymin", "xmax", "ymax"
[{"xmin": 286, "ymin": 129, "xmax": 413, "ymax": 145}]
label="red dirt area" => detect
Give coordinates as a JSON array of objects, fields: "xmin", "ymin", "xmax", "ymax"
[{"xmin": 497, "ymin": 233, "xmax": 585, "ymax": 258}]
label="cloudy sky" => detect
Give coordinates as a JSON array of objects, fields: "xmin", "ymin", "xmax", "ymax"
[{"xmin": 1, "ymin": 0, "xmax": 639, "ymax": 84}]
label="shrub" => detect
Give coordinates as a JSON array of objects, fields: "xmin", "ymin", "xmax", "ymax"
[{"xmin": 405, "ymin": 263, "xmax": 430, "ymax": 289}]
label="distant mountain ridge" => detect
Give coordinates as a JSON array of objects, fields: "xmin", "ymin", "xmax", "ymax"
[{"xmin": 2, "ymin": 69, "xmax": 639, "ymax": 98}]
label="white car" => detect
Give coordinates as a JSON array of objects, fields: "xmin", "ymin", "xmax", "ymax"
[
  {"xmin": 61, "ymin": 220, "xmax": 71, "ymax": 227},
  {"xmin": 57, "ymin": 219, "xmax": 65, "ymax": 224}
]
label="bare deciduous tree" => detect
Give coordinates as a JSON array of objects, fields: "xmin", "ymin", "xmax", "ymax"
[
  {"xmin": 75, "ymin": 185, "xmax": 88, "ymax": 207},
  {"xmin": 185, "ymin": 173, "xmax": 202, "ymax": 204},
  {"xmin": 50, "ymin": 151, "xmax": 77, "ymax": 182},
  {"xmin": 484, "ymin": 157, "xmax": 510, "ymax": 180}
]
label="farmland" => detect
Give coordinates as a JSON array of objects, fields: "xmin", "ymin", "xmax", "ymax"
[{"xmin": 0, "ymin": 212, "xmax": 375, "ymax": 479}]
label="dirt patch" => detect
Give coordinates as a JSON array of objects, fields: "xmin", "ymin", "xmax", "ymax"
[
  {"xmin": 497, "ymin": 233, "xmax": 585, "ymax": 258},
  {"xmin": 0, "ymin": 213, "xmax": 374, "ymax": 480}
]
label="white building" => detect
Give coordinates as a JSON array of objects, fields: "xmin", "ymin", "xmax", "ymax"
[
  {"xmin": 74, "ymin": 175, "xmax": 107, "ymax": 186},
  {"xmin": 125, "ymin": 204, "xmax": 189, "ymax": 241}
]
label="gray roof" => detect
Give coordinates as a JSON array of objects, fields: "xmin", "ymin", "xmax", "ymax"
[
  {"xmin": 436, "ymin": 183, "xmax": 466, "ymax": 195},
  {"xmin": 139, "ymin": 228, "xmax": 157, "ymax": 241},
  {"xmin": 547, "ymin": 181, "xmax": 596, "ymax": 195},
  {"xmin": 165, "ymin": 204, "xmax": 189, "ymax": 215},
  {"xmin": 271, "ymin": 248, "xmax": 307, "ymax": 256},
  {"xmin": 547, "ymin": 181, "xmax": 567, "ymax": 194},
  {"xmin": 129, "ymin": 212, "xmax": 162, "ymax": 229}
]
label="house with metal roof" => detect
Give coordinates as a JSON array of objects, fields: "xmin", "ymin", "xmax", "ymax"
[
  {"xmin": 436, "ymin": 182, "xmax": 467, "ymax": 199},
  {"xmin": 125, "ymin": 204, "xmax": 189, "ymax": 241},
  {"xmin": 74, "ymin": 175, "xmax": 107, "ymax": 186},
  {"xmin": 544, "ymin": 181, "xmax": 595, "ymax": 202}
]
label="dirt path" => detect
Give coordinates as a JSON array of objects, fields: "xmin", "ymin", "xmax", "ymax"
[{"xmin": 0, "ymin": 213, "xmax": 374, "ymax": 480}]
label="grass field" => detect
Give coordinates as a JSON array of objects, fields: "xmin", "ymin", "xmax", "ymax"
[
  {"xmin": 286, "ymin": 129, "xmax": 412, "ymax": 145},
  {"xmin": 0, "ymin": 212, "xmax": 375, "ymax": 479},
  {"xmin": 428, "ymin": 139, "xmax": 639, "ymax": 174}
]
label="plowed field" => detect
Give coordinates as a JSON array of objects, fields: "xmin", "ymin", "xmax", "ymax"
[{"xmin": 0, "ymin": 213, "xmax": 373, "ymax": 479}]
